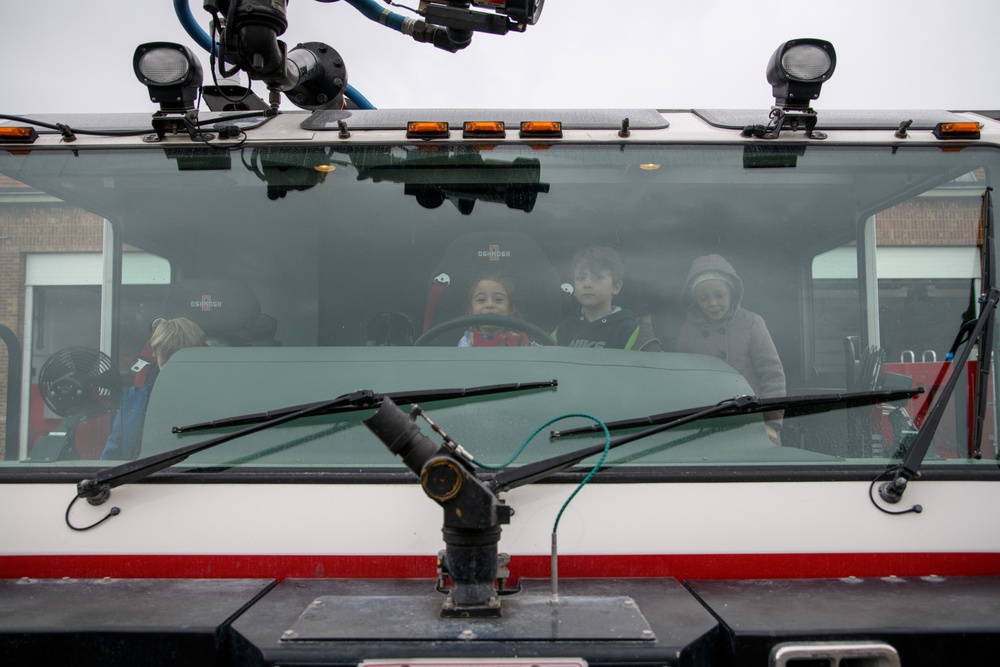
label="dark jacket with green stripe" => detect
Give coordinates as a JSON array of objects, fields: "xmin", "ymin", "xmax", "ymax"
[{"xmin": 553, "ymin": 307, "xmax": 661, "ymax": 351}]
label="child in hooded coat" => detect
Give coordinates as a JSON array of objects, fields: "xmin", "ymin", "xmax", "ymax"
[{"xmin": 677, "ymin": 254, "xmax": 785, "ymax": 443}]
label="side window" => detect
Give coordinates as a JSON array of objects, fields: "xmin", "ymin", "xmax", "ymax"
[
  {"xmin": 810, "ymin": 172, "xmax": 987, "ymax": 387},
  {"xmin": 874, "ymin": 176, "xmax": 983, "ymax": 365},
  {"xmin": 21, "ymin": 251, "xmax": 170, "ymax": 462},
  {"xmin": 811, "ymin": 243, "xmax": 861, "ymax": 385},
  {"xmin": 872, "ymin": 173, "xmax": 987, "ymax": 459}
]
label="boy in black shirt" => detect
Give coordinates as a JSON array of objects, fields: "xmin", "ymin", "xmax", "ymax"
[{"xmin": 553, "ymin": 246, "xmax": 660, "ymax": 351}]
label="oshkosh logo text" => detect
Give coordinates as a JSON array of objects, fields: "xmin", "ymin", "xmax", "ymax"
[
  {"xmin": 478, "ymin": 244, "xmax": 511, "ymax": 260},
  {"xmin": 192, "ymin": 295, "xmax": 223, "ymax": 311}
]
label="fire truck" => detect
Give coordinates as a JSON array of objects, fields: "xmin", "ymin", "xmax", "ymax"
[{"xmin": 1, "ymin": 1, "xmax": 998, "ymax": 665}]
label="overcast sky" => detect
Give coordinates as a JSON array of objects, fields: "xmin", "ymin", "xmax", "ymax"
[{"xmin": 2, "ymin": 1, "xmax": 999, "ymax": 114}]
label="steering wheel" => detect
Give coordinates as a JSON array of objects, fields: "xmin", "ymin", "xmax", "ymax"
[{"xmin": 414, "ymin": 314, "xmax": 555, "ymax": 346}]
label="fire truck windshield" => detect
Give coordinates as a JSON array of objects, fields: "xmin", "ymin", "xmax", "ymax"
[{"xmin": 0, "ymin": 140, "xmax": 997, "ymax": 479}]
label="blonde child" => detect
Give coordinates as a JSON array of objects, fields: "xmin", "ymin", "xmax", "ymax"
[{"xmin": 101, "ymin": 318, "xmax": 206, "ymax": 460}]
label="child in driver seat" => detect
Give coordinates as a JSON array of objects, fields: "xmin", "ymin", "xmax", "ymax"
[{"xmin": 458, "ymin": 276, "xmax": 534, "ymax": 347}]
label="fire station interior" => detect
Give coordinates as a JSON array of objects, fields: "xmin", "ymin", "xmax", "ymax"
[{"xmin": 102, "ymin": 144, "xmax": 989, "ymax": 372}]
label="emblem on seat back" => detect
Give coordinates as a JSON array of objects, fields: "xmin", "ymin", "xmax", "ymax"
[
  {"xmin": 192, "ymin": 295, "xmax": 223, "ymax": 311},
  {"xmin": 478, "ymin": 244, "xmax": 511, "ymax": 260}
]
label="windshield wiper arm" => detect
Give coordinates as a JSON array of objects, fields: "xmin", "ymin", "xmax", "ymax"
[
  {"xmin": 550, "ymin": 388, "xmax": 921, "ymax": 439},
  {"xmin": 881, "ymin": 287, "xmax": 999, "ymax": 499},
  {"xmin": 491, "ymin": 388, "xmax": 920, "ymax": 493},
  {"xmin": 491, "ymin": 398, "xmax": 743, "ymax": 493},
  {"xmin": 77, "ymin": 380, "xmax": 557, "ymax": 507},
  {"xmin": 972, "ymin": 187, "xmax": 995, "ymax": 460},
  {"xmin": 77, "ymin": 389, "xmax": 376, "ymax": 506},
  {"xmin": 880, "ymin": 188, "xmax": 997, "ymax": 507},
  {"xmin": 174, "ymin": 379, "xmax": 557, "ymax": 433}
]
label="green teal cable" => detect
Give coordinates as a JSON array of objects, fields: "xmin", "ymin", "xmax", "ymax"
[
  {"xmin": 551, "ymin": 418, "xmax": 611, "ymax": 534},
  {"xmin": 472, "ymin": 413, "xmax": 608, "ymax": 471},
  {"xmin": 469, "ymin": 413, "xmax": 611, "ymax": 532}
]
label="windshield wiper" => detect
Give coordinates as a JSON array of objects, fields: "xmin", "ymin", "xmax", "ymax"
[
  {"xmin": 173, "ymin": 380, "xmax": 557, "ymax": 433},
  {"xmin": 880, "ymin": 189, "xmax": 998, "ymax": 507},
  {"xmin": 490, "ymin": 388, "xmax": 921, "ymax": 493},
  {"xmin": 75, "ymin": 380, "xmax": 557, "ymax": 508},
  {"xmin": 972, "ymin": 187, "xmax": 996, "ymax": 460},
  {"xmin": 549, "ymin": 388, "xmax": 921, "ymax": 439}
]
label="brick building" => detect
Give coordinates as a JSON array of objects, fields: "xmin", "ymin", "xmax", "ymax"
[{"xmin": 0, "ymin": 175, "xmax": 105, "ymax": 457}]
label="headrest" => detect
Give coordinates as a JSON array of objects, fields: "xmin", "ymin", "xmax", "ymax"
[
  {"xmin": 163, "ymin": 278, "xmax": 261, "ymax": 344},
  {"xmin": 425, "ymin": 232, "xmax": 566, "ymax": 331}
]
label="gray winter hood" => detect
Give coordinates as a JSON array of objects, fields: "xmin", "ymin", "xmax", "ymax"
[{"xmin": 683, "ymin": 254, "xmax": 745, "ymax": 316}]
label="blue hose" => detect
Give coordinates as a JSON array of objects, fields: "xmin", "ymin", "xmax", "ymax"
[
  {"xmin": 343, "ymin": 82, "xmax": 374, "ymax": 110},
  {"xmin": 344, "ymin": 0, "xmax": 407, "ymax": 32},
  {"xmin": 173, "ymin": 0, "xmax": 215, "ymax": 54},
  {"xmin": 171, "ymin": 0, "xmax": 376, "ymax": 109}
]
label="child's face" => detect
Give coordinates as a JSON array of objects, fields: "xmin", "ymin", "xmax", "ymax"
[
  {"xmin": 470, "ymin": 280, "xmax": 512, "ymax": 316},
  {"xmin": 573, "ymin": 266, "xmax": 620, "ymax": 312},
  {"xmin": 693, "ymin": 279, "xmax": 732, "ymax": 321}
]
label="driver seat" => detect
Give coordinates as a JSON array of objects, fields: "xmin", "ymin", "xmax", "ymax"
[
  {"xmin": 130, "ymin": 278, "xmax": 279, "ymax": 388},
  {"xmin": 162, "ymin": 278, "xmax": 278, "ymax": 347},
  {"xmin": 423, "ymin": 232, "xmax": 568, "ymax": 333}
]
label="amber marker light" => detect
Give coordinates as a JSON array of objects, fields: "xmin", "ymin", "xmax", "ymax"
[
  {"xmin": 407, "ymin": 121, "xmax": 450, "ymax": 139},
  {"xmin": 933, "ymin": 122, "xmax": 981, "ymax": 140},
  {"xmin": 0, "ymin": 127, "xmax": 39, "ymax": 144},
  {"xmin": 463, "ymin": 121, "xmax": 506, "ymax": 139},
  {"xmin": 314, "ymin": 164, "xmax": 336, "ymax": 173},
  {"xmin": 639, "ymin": 163, "xmax": 662, "ymax": 171},
  {"xmin": 520, "ymin": 121, "xmax": 562, "ymax": 139}
]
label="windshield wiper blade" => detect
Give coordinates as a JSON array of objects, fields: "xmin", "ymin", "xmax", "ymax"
[
  {"xmin": 491, "ymin": 397, "xmax": 745, "ymax": 493},
  {"xmin": 550, "ymin": 388, "xmax": 922, "ymax": 439},
  {"xmin": 77, "ymin": 389, "xmax": 376, "ymax": 505},
  {"xmin": 174, "ymin": 379, "xmax": 558, "ymax": 433},
  {"xmin": 77, "ymin": 380, "xmax": 557, "ymax": 507},
  {"xmin": 491, "ymin": 388, "xmax": 921, "ymax": 493}
]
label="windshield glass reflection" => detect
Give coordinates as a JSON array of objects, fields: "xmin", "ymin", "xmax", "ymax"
[{"xmin": 0, "ymin": 145, "xmax": 996, "ymax": 473}]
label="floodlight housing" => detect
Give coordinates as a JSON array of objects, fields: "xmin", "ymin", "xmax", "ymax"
[
  {"xmin": 134, "ymin": 42, "xmax": 204, "ymax": 113},
  {"xmin": 766, "ymin": 38, "xmax": 837, "ymax": 109}
]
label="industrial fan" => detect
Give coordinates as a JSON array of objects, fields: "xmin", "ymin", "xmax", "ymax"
[{"xmin": 30, "ymin": 347, "xmax": 120, "ymax": 461}]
